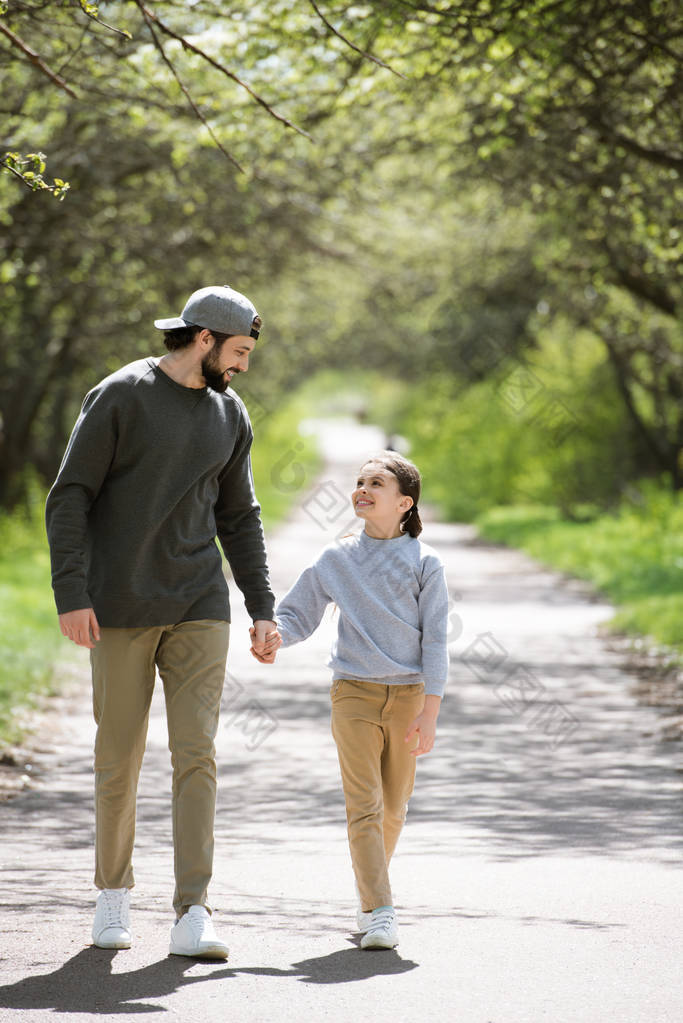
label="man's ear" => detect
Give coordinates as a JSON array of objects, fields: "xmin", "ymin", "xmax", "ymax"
[{"xmin": 198, "ymin": 328, "xmax": 214, "ymax": 348}]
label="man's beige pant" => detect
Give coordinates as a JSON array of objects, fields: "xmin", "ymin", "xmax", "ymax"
[
  {"xmin": 330, "ymin": 678, "xmax": 425, "ymax": 912},
  {"xmin": 90, "ymin": 620, "xmax": 230, "ymax": 916}
]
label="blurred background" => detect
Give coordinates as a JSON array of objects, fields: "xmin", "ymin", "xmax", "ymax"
[{"xmin": 0, "ymin": 0, "xmax": 681, "ymax": 744}]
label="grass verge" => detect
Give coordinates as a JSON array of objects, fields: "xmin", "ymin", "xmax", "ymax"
[
  {"xmin": 475, "ymin": 484, "xmax": 683, "ymax": 659},
  {"xmin": 0, "ymin": 505, "xmax": 66, "ymax": 745},
  {"xmin": 244, "ymin": 386, "xmax": 321, "ymax": 530}
]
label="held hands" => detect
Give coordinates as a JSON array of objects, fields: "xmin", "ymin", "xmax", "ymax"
[
  {"xmin": 405, "ymin": 694, "xmax": 441, "ymax": 757},
  {"xmin": 58, "ymin": 608, "xmax": 100, "ymax": 649},
  {"xmin": 250, "ymin": 619, "xmax": 282, "ymax": 664}
]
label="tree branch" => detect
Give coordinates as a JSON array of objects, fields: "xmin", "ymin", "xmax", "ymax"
[
  {"xmin": 603, "ymin": 242, "xmax": 678, "ymax": 318},
  {"xmin": 0, "ymin": 21, "xmax": 78, "ymax": 97},
  {"xmin": 136, "ymin": 2, "xmax": 313, "ymax": 140},
  {"xmin": 136, "ymin": 4, "xmax": 244, "ymax": 173},
  {"xmin": 308, "ymin": 0, "xmax": 406, "ymax": 79},
  {"xmin": 79, "ymin": 3, "xmax": 132, "ymax": 40},
  {"xmin": 608, "ymin": 127, "xmax": 683, "ymax": 173},
  {"xmin": 0, "ymin": 156, "xmax": 32, "ymax": 188},
  {"xmin": 603, "ymin": 336, "xmax": 670, "ymax": 466}
]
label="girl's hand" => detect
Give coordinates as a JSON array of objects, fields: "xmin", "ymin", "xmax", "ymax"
[
  {"xmin": 405, "ymin": 695, "xmax": 441, "ymax": 756},
  {"xmin": 250, "ymin": 623, "xmax": 281, "ymax": 664},
  {"xmin": 405, "ymin": 712, "xmax": 437, "ymax": 756}
]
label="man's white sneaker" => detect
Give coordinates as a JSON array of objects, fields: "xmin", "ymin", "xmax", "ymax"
[
  {"xmin": 169, "ymin": 905, "xmax": 229, "ymax": 960},
  {"xmin": 356, "ymin": 907, "xmax": 374, "ymax": 933},
  {"xmin": 360, "ymin": 906, "xmax": 398, "ymax": 950},
  {"xmin": 92, "ymin": 888, "xmax": 131, "ymax": 949}
]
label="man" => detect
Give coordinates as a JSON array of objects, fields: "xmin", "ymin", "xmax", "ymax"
[{"xmin": 45, "ymin": 284, "xmax": 276, "ymax": 960}]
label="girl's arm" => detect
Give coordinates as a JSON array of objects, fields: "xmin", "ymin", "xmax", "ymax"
[
  {"xmin": 250, "ymin": 563, "xmax": 332, "ymax": 664},
  {"xmin": 406, "ymin": 559, "xmax": 450, "ymax": 754},
  {"xmin": 418, "ymin": 562, "xmax": 450, "ymax": 698},
  {"xmin": 275, "ymin": 563, "xmax": 332, "ymax": 645}
]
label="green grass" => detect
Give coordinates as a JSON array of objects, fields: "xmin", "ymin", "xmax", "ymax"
[
  {"xmin": 475, "ymin": 484, "xmax": 683, "ymax": 657},
  {"xmin": 243, "ymin": 387, "xmax": 322, "ymax": 529},
  {"xmin": 0, "ymin": 505, "xmax": 67, "ymax": 744}
]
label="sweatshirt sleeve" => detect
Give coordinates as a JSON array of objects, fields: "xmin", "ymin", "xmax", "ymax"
[
  {"xmin": 215, "ymin": 408, "xmax": 275, "ymax": 623},
  {"xmin": 418, "ymin": 560, "xmax": 450, "ymax": 697},
  {"xmin": 275, "ymin": 561, "xmax": 332, "ymax": 647},
  {"xmin": 45, "ymin": 385, "xmax": 118, "ymax": 614}
]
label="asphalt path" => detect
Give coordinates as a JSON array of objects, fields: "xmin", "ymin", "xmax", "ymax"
[{"xmin": 1, "ymin": 419, "xmax": 682, "ymax": 1023}]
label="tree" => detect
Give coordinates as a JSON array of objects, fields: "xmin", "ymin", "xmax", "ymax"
[
  {"xmin": 388, "ymin": 0, "xmax": 683, "ymax": 487},
  {"xmin": 0, "ymin": 0, "xmax": 681, "ymax": 507}
]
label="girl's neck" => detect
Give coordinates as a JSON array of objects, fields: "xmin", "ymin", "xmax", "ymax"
[{"xmin": 363, "ymin": 522, "xmax": 404, "ymax": 540}]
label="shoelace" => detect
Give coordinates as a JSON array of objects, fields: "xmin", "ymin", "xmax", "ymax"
[
  {"xmin": 101, "ymin": 890, "xmax": 128, "ymax": 927},
  {"xmin": 184, "ymin": 909, "xmax": 214, "ymax": 938},
  {"xmin": 367, "ymin": 908, "xmax": 395, "ymax": 933}
]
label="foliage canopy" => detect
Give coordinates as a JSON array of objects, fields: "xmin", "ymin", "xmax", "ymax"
[{"xmin": 0, "ymin": 0, "xmax": 681, "ymax": 507}]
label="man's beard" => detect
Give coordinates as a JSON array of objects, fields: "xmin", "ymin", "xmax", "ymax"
[{"xmin": 201, "ymin": 351, "xmax": 231, "ymax": 393}]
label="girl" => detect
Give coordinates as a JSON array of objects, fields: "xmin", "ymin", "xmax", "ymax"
[{"xmin": 252, "ymin": 452, "xmax": 449, "ymax": 950}]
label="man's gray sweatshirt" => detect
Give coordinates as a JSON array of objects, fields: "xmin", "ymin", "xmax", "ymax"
[
  {"xmin": 45, "ymin": 358, "xmax": 275, "ymax": 627},
  {"xmin": 275, "ymin": 531, "xmax": 449, "ymax": 697}
]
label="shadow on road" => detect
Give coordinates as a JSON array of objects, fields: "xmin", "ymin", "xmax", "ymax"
[
  {"xmin": 0, "ymin": 948, "xmax": 231, "ymax": 1014},
  {"xmin": 208, "ymin": 668, "xmax": 683, "ymax": 862},
  {"xmin": 0, "ymin": 942, "xmax": 417, "ymax": 1012},
  {"xmin": 235, "ymin": 943, "xmax": 418, "ymax": 984}
]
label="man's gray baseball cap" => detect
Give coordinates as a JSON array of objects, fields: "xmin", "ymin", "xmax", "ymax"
[{"xmin": 154, "ymin": 285, "xmax": 260, "ymax": 338}]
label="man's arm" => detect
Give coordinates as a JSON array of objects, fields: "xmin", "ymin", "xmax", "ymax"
[
  {"xmin": 214, "ymin": 411, "xmax": 277, "ymax": 625},
  {"xmin": 45, "ymin": 386, "xmax": 118, "ymax": 617},
  {"xmin": 59, "ymin": 608, "xmax": 101, "ymax": 649}
]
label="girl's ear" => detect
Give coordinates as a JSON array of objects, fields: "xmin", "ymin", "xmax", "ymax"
[{"xmin": 400, "ymin": 495, "xmax": 414, "ymax": 511}]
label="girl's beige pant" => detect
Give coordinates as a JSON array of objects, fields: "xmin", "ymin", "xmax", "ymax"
[
  {"xmin": 330, "ymin": 678, "xmax": 425, "ymax": 913},
  {"xmin": 90, "ymin": 620, "xmax": 230, "ymax": 917}
]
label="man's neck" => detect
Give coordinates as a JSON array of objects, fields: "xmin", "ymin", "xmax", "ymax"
[{"xmin": 157, "ymin": 351, "xmax": 205, "ymax": 389}]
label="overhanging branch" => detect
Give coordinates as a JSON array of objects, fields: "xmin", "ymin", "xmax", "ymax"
[
  {"xmin": 0, "ymin": 21, "xmax": 78, "ymax": 97},
  {"xmin": 308, "ymin": 0, "xmax": 406, "ymax": 79},
  {"xmin": 136, "ymin": 2, "xmax": 313, "ymax": 140},
  {"xmin": 136, "ymin": 4, "xmax": 244, "ymax": 173}
]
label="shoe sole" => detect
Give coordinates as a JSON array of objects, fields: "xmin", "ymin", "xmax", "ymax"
[
  {"xmin": 360, "ymin": 935, "xmax": 398, "ymax": 950},
  {"xmin": 93, "ymin": 937, "xmax": 131, "ymax": 950},
  {"xmin": 169, "ymin": 944, "xmax": 229, "ymax": 960}
]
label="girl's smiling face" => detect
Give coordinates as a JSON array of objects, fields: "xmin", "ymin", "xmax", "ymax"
[{"xmin": 351, "ymin": 462, "xmax": 413, "ymax": 538}]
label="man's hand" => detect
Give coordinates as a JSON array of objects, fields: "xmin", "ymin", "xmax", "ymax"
[
  {"xmin": 58, "ymin": 608, "xmax": 100, "ymax": 649},
  {"xmin": 405, "ymin": 694, "xmax": 441, "ymax": 757},
  {"xmin": 250, "ymin": 620, "xmax": 281, "ymax": 664}
]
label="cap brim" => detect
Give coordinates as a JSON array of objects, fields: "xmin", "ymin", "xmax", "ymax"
[{"xmin": 154, "ymin": 317, "xmax": 188, "ymax": 330}]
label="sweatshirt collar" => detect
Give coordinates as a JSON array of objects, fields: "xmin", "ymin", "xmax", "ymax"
[{"xmin": 359, "ymin": 529, "xmax": 411, "ymax": 547}]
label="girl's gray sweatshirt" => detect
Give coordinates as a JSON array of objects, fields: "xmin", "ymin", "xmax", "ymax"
[{"xmin": 275, "ymin": 530, "xmax": 449, "ymax": 697}]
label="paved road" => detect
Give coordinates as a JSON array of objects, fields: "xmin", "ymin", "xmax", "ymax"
[{"xmin": 1, "ymin": 420, "xmax": 682, "ymax": 1022}]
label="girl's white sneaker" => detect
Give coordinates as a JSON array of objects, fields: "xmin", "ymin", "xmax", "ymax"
[
  {"xmin": 360, "ymin": 906, "xmax": 398, "ymax": 950},
  {"xmin": 356, "ymin": 906, "xmax": 374, "ymax": 933}
]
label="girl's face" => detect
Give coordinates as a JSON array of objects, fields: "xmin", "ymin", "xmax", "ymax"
[{"xmin": 351, "ymin": 462, "xmax": 413, "ymax": 538}]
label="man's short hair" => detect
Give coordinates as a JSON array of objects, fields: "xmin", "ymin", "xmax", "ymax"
[{"xmin": 162, "ymin": 325, "xmax": 201, "ymax": 352}]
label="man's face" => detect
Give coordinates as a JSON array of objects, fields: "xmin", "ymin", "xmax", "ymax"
[{"xmin": 201, "ymin": 335, "xmax": 255, "ymax": 393}]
